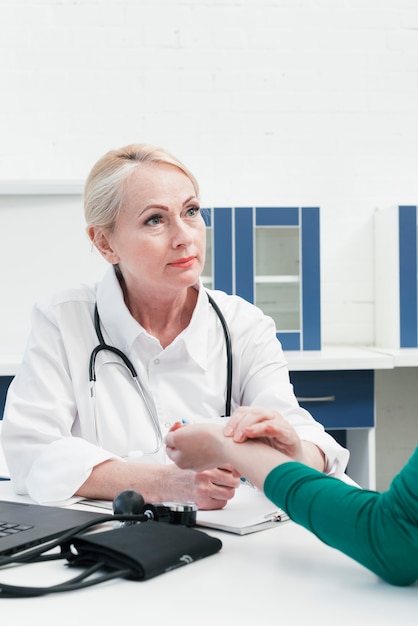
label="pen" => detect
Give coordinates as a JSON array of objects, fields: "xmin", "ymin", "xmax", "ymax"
[{"xmin": 240, "ymin": 476, "xmax": 257, "ymax": 490}]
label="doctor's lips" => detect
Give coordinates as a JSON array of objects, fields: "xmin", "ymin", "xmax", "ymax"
[{"xmin": 168, "ymin": 256, "xmax": 196, "ymax": 268}]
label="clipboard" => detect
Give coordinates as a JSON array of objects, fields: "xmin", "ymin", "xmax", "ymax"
[
  {"xmin": 196, "ymin": 484, "xmax": 289, "ymax": 535},
  {"xmin": 79, "ymin": 485, "xmax": 290, "ymax": 536}
]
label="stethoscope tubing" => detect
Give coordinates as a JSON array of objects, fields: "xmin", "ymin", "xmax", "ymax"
[
  {"xmin": 205, "ymin": 293, "xmax": 232, "ymax": 418},
  {"xmin": 88, "ymin": 292, "xmax": 232, "ymax": 452}
]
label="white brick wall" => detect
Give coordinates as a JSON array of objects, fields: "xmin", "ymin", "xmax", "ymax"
[{"xmin": 1, "ymin": 0, "xmax": 418, "ymax": 347}]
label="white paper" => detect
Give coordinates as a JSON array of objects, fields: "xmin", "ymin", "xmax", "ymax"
[{"xmin": 196, "ymin": 484, "xmax": 289, "ymax": 535}]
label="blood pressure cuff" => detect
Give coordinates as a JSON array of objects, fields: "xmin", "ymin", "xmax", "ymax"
[
  {"xmin": 0, "ymin": 522, "xmax": 222, "ymax": 597},
  {"xmin": 68, "ymin": 521, "xmax": 222, "ymax": 581}
]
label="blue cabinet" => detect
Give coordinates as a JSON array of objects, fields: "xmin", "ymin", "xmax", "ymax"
[
  {"xmin": 290, "ymin": 369, "xmax": 375, "ymax": 488},
  {"xmin": 375, "ymin": 205, "xmax": 418, "ymax": 348},
  {"xmin": 0, "ymin": 376, "xmax": 13, "ymax": 420},
  {"xmin": 398, "ymin": 205, "xmax": 418, "ymax": 347},
  {"xmin": 290, "ymin": 370, "xmax": 374, "ymax": 430},
  {"xmin": 203, "ymin": 206, "xmax": 321, "ymax": 351}
]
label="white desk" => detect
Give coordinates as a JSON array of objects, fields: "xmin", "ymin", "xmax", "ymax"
[{"xmin": 0, "ymin": 483, "xmax": 416, "ymax": 624}]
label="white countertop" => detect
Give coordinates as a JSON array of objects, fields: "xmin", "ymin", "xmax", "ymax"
[
  {"xmin": 285, "ymin": 344, "xmax": 394, "ymax": 371},
  {"xmin": 0, "ymin": 480, "xmax": 416, "ymax": 624},
  {"xmin": 1, "ymin": 346, "xmax": 417, "ymax": 378},
  {"xmin": 0, "ymin": 345, "xmax": 404, "ymax": 378},
  {"xmin": 377, "ymin": 347, "xmax": 418, "ymax": 367},
  {"xmin": 0, "ymin": 354, "xmax": 21, "ymax": 376}
]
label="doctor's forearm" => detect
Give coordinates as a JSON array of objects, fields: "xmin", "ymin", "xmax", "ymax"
[
  {"xmin": 75, "ymin": 459, "xmax": 181, "ymax": 503},
  {"xmin": 300, "ymin": 441, "xmax": 326, "ymax": 472}
]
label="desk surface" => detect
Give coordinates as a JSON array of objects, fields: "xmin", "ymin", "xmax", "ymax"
[{"xmin": 0, "ymin": 483, "xmax": 416, "ymax": 624}]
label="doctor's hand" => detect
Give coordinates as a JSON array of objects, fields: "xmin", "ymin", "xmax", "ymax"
[
  {"xmin": 224, "ymin": 406, "xmax": 304, "ymax": 461},
  {"xmin": 166, "ymin": 422, "xmax": 240, "ymax": 509},
  {"xmin": 224, "ymin": 406, "xmax": 325, "ymax": 471},
  {"xmin": 190, "ymin": 465, "xmax": 240, "ymax": 510}
]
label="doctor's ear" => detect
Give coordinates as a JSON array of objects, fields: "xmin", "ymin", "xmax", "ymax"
[{"xmin": 87, "ymin": 225, "xmax": 120, "ymax": 264}]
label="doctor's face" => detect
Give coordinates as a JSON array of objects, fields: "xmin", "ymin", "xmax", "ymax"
[{"xmin": 101, "ymin": 162, "xmax": 206, "ymax": 297}]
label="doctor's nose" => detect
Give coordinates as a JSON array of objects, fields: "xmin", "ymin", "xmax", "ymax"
[{"xmin": 170, "ymin": 219, "xmax": 194, "ymax": 248}]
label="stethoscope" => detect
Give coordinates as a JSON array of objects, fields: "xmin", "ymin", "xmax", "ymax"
[{"xmin": 88, "ymin": 293, "xmax": 233, "ymax": 454}]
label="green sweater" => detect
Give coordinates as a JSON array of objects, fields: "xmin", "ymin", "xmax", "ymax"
[{"xmin": 264, "ymin": 447, "xmax": 418, "ymax": 586}]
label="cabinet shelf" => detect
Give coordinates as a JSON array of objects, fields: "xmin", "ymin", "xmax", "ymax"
[{"xmin": 254, "ymin": 276, "xmax": 300, "ymax": 283}]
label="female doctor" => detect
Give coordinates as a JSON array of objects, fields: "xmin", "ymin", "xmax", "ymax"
[{"xmin": 1, "ymin": 143, "xmax": 349, "ymax": 506}]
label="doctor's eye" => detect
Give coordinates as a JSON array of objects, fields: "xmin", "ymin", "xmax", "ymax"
[
  {"xmin": 186, "ymin": 205, "xmax": 200, "ymax": 217},
  {"xmin": 145, "ymin": 213, "xmax": 163, "ymax": 226}
]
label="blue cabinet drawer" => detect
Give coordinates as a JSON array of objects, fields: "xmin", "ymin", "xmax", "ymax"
[
  {"xmin": 0, "ymin": 376, "xmax": 13, "ymax": 420},
  {"xmin": 289, "ymin": 370, "xmax": 374, "ymax": 430}
]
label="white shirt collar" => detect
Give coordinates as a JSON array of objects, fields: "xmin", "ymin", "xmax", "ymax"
[
  {"xmin": 96, "ymin": 266, "xmax": 140, "ymax": 355},
  {"xmin": 96, "ymin": 265, "xmax": 210, "ymax": 370}
]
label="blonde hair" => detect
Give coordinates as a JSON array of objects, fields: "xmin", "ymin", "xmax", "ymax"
[{"xmin": 84, "ymin": 143, "xmax": 200, "ymax": 230}]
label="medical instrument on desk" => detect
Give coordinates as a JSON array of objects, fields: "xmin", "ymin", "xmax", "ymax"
[
  {"xmin": 88, "ymin": 292, "xmax": 233, "ymax": 453},
  {"xmin": 0, "ymin": 491, "xmax": 212, "ymax": 597},
  {"xmin": 113, "ymin": 489, "xmax": 197, "ymax": 527}
]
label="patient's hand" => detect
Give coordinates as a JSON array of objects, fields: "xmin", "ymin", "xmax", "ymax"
[{"xmin": 165, "ymin": 422, "xmax": 230, "ymax": 471}]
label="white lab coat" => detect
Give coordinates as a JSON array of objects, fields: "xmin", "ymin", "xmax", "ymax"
[{"xmin": 1, "ymin": 266, "xmax": 349, "ymax": 503}]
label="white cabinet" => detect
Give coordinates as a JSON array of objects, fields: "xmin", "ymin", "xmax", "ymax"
[{"xmin": 203, "ymin": 206, "xmax": 321, "ymax": 351}]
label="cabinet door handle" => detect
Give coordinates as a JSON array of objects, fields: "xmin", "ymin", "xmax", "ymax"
[{"xmin": 296, "ymin": 395, "xmax": 335, "ymax": 403}]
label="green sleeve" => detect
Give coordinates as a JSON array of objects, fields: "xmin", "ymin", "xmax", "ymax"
[{"xmin": 264, "ymin": 447, "xmax": 418, "ymax": 586}]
